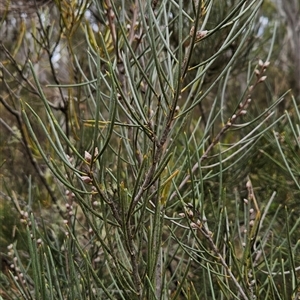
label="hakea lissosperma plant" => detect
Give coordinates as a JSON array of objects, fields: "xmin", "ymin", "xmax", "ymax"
[{"xmin": 1, "ymin": 1, "xmax": 299, "ymax": 299}]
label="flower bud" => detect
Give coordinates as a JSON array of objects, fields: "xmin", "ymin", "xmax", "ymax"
[
  {"xmin": 190, "ymin": 222, "xmax": 199, "ymax": 229},
  {"xmin": 196, "ymin": 30, "xmax": 208, "ymax": 40},
  {"xmin": 81, "ymin": 175, "xmax": 92, "ymax": 184},
  {"xmin": 258, "ymin": 76, "xmax": 267, "ymax": 83},
  {"xmin": 85, "ymin": 151, "xmax": 92, "ymax": 163},
  {"xmin": 189, "ymin": 26, "xmax": 195, "ymax": 37}
]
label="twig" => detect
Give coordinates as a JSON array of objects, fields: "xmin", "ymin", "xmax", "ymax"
[
  {"xmin": 187, "ymin": 213, "xmax": 249, "ymax": 300},
  {"xmin": 170, "ymin": 60, "xmax": 270, "ymax": 201}
]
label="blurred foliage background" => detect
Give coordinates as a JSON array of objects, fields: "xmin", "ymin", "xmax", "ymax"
[{"xmin": 0, "ymin": 0, "xmax": 300, "ymax": 299}]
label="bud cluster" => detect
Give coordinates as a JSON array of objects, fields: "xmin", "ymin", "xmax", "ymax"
[
  {"xmin": 7, "ymin": 244, "xmax": 26, "ymax": 285},
  {"xmin": 79, "ymin": 147, "xmax": 100, "ymax": 186},
  {"xmin": 179, "ymin": 205, "xmax": 212, "ymax": 237},
  {"xmin": 228, "ymin": 59, "xmax": 270, "ymax": 126},
  {"xmin": 7, "ymin": 212, "xmax": 44, "ymax": 286}
]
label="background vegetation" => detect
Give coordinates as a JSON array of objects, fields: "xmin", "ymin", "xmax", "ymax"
[{"xmin": 0, "ymin": 0, "xmax": 300, "ymax": 299}]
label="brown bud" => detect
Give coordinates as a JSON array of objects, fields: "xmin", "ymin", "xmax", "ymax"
[
  {"xmin": 189, "ymin": 26, "xmax": 195, "ymax": 37},
  {"xmin": 81, "ymin": 175, "xmax": 92, "ymax": 184},
  {"xmin": 187, "ymin": 209, "xmax": 194, "ymax": 218}
]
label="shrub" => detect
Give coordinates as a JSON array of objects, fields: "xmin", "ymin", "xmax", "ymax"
[{"xmin": 1, "ymin": 0, "xmax": 299, "ymax": 299}]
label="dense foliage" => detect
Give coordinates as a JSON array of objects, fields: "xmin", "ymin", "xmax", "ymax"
[{"xmin": 1, "ymin": 0, "xmax": 300, "ymax": 299}]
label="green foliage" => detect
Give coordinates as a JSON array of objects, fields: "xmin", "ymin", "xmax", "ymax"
[{"xmin": 1, "ymin": 0, "xmax": 300, "ymax": 299}]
